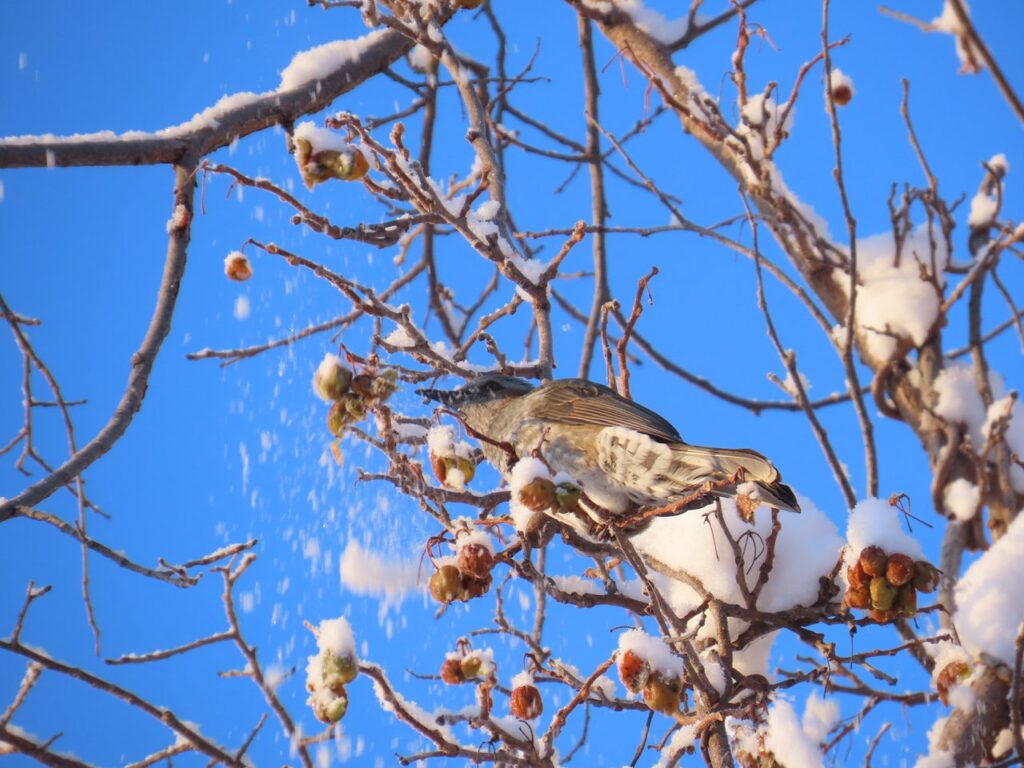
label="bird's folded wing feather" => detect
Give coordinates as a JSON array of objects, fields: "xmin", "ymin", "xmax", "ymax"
[{"xmin": 522, "ymin": 379, "xmax": 681, "ymax": 443}]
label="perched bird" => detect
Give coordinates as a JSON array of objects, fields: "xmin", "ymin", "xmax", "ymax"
[{"xmin": 418, "ymin": 376, "xmax": 799, "ymax": 537}]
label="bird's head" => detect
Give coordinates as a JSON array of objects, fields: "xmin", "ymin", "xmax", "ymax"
[{"xmin": 417, "ymin": 375, "xmax": 535, "ymax": 409}]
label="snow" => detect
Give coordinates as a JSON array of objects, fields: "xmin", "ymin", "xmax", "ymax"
[
  {"xmin": 932, "ymin": 0, "xmax": 964, "ymax": 33},
  {"xmin": 943, "ymin": 478, "xmax": 979, "ymax": 521},
  {"xmin": 233, "ymin": 295, "xmax": 250, "ymax": 320},
  {"xmin": 652, "ymin": 725, "xmax": 697, "ymax": 766},
  {"xmin": 947, "ymin": 680, "xmax": 976, "ymax": 712},
  {"xmin": 827, "ymin": 68, "xmax": 855, "ymax": 103},
  {"xmin": 993, "ymin": 727, "xmax": 1017, "ymax": 758},
  {"xmin": 408, "ymin": 44, "xmax": 434, "ymax": 73},
  {"xmin": 740, "ymin": 94, "xmax": 794, "ymax": 155},
  {"xmin": 315, "ymin": 616, "xmax": 356, "ymax": 658},
  {"xmin": 954, "ymin": 512, "xmax": 1024, "ymax": 665},
  {"xmin": 585, "ymin": 0, "xmax": 691, "ymax": 45},
  {"xmin": 509, "ymin": 456, "xmax": 553, "ymax": 533},
  {"xmin": 383, "ymin": 325, "xmax": 417, "ymax": 348},
  {"xmin": 455, "ymin": 529, "xmax": 494, "ymax": 556},
  {"xmin": 507, "ymin": 253, "xmax": 547, "ymax": 286},
  {"xmin": 338, "ymin": 540, "xmax": 423, "ymax": 605},
  {"xmin": 165, "ymin": 204, "xmax": 189, "ymax": 233},
  {"xmin": 511, "ymin": 670, "xmax": 535, "ymax": 689},
  {"xmin": 369, "ymin": 669, "xmax": 455, "ymax": 742},
  {"xmin": 618, "ymin": 628, "xmax": 684, "ymax": 678},
  {"xmin": 633, "ymin": 495, "xmax": 841, "ymax": 678},
  {"xmin": 293, "ymin": 121, "xmax": 350, "ymax": 154},
  {"xmin": 474, "ymin": 200, "xmax": 500, "ymax": 221},
  {"xmin": 279, "ymin": 29, "xmax": 389, "ymax": 91},
  {"xmin": 843, "ymin": 498, "xmax": 924, "ymax": 577},
  {"xmin": 837, "ymin": 224, "xmax": 948, "ymax": 361},
  {"xmin": 636, "ymin": 495, "xmax": 842, "ymax": 613},
  {"xmin": 426, "ymin": 425, "xmax": 473, "ymax": 459},
  {"xmin": 549, "ymin": 575, "xmax": 602, "ymax": 596},
  {"xmin": 0, "ymin": 92, "xmax": 264, "ymax": 147},
  {"xmin": 968, "ymin": 187, "xmax": 998, "ymax": 227},
  {"xmin": 802, "ymin": 694, "xmax": 839, "ymax": 743},
  {"xmin": 915, "ymin": 716, "xmax": 954, "ymax": 768},
  {"xmin": 931, "ymin": 0, "xmax": 981, "ymax": 73},
  {"xmin": 313, "ymin": 353, "xmax": 343, "ymax": 402},
  {"xmin": 764, "ymin": 700, "xmax": 824, "ymax": 768},
  {"xmin": 933, "ymin": 362, "xmax": 1024, "ymax": 491}
]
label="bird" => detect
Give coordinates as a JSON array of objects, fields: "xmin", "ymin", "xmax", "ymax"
[{"xmin": 417, "ymin": 376, "xmax": 799, "ymax": 538}]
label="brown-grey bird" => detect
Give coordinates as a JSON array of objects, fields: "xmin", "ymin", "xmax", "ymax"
[{"xmin": 418, "ymin": 376, "xmax": 799, "ymax": 536}]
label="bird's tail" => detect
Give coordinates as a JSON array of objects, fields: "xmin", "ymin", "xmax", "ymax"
[{"xmin": 664, "ymin": 444, "xmax": 801, "ymax": 513}]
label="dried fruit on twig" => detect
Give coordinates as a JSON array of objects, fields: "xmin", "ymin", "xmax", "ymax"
[
  {"xmin": 430, "ymin": 564, "xmax": 463, "ymax": 604},
  {"xmin": 458, "ymin": 0, "xmax": 485, "ymax": 8},
  {"xmin": 869, "ymin": 576, "xmax": 897, "ymax": 611},
  {"xmin": 461, "ymin": 573, "xmax": 492, "ymax": 601},
  {"xmin": 555, "ymin": 482, "xmax": 582, "ymax": 514},
  {"xmin": 859, "ymin": 545, "xmax": 887, "ymax": 578},
  {"xmin": 313, "ymin": 354, "xmax": 352, "ymax": 402},
  {"xmin": 617, "ymin": 649, "xmax": 650, "ymax": 694},
  {"xmin": 936, "ymin": 660, "xmax": 971, "ymax": 705},
  {"xmin": 312, "ymin": 687, "xmax": 349, "ymax": 723},
  {"xmin": 518, "ymin": 477, "xmax": 556, "ymax": 512},
  {"xmin": 224, "ymin": 251, "xmax": 253, "ymax": 282},
  {"xmin": 460, "ymin": 655, "xmax": 483, "ymax": 679},
  {"xmin": 510, "ymin": 681, "xmax": 543, "ymax": 719},
  {"xmin": 896, "ymin": 584, "xmax": 918, "ymax": 618},
  {"xmin": 913, "ymin": 560, "xmax": 940, "ymax": 593},
  {"xmin": 868, "ymin": 607, "xmax": 896, "ymax": 623},
  {"xmin": 844, "ymin": 587, "xmax": 870, "ymax": 610},
  {"xmin": 295, "ymin": 137, "xmax": 369, "ymax": 188},
  {"xmin": 885, "ymin": 553, "xmax": 914, "ymax": 587},
  {"xmin": 440, "ymin": 657, "xmax": 465, "ymax": 685},
  {"xmin": 321, "ymin": 649, "xmax": 358, "ymax": 692},
  {"xmin": 327, "ymin": 394, "xmax": 367, "ymax": 436},
  {"xmin": 643, "ymin": 674, "xmax": 681, "ymax": 715},
  {"xmin": 847, "ymin": 562, "xmax": 869, "ymax": 591},
  {"xmin": 457, "ymin": 542, "xmax": 494, "ymax": 580}
]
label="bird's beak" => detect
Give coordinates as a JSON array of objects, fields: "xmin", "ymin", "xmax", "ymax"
[{"xmin": 416, "ymin": 387, "xmax": 463, "ymax": 406}]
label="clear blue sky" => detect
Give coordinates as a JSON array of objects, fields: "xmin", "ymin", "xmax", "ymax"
[{"xmin": 2, "ymin": 1, "xmax": 1022, "ymax": 765}]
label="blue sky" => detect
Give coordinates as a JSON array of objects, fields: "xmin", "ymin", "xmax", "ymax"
[{"xmin": 2, "ymin": 1, "xmax": 1023, "ymax": 765}]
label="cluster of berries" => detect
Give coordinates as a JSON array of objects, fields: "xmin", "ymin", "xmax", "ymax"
[
  {"xmin": 294, "ymin": 136, "xmax": 369, "ymax": 190},
  {"xmin": 517, "ymin": 475, "xmax": 583, "ymax": 517},
  {"xmin": 313, "ymin": 354, "xmax": 397, "ymax": 438},
  {"xmin": 618, "ymin": 650, "xmax": 684, "ymax": 716},
  {"xmin": 438, "ymin": 644, "xmax": 542, "ymax": 720},
  {"xmin": 844, "ymin": 545, "xmax": 939, "ymax": 622},
  {"xmin": 429, "ymin": 530, "xmax": 496, "ymax": 605},
  {"xmin": 306, "ymin": 647, "xmax": 357, "ymax": 724}
]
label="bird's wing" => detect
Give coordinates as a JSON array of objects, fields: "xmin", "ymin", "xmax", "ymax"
[{"xmin": 523, "ymin": 379, "xmax": 681, "ymax": 443}]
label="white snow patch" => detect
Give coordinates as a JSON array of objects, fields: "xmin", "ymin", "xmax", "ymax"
[
  {"xmin": 618, "ymin": 628, "xmax": 684, "ymax": 678},
  {"xmin": 233, "ymin": 294, "xmax": 250, "ymax": 320},
  {"xmin": 943, "ymin": 479, "xmax": 979, "ymax": 521},
  {"xmin": 339, "ymin": 540, "xmax": 423, "ymax": 606},
  {"xmin": 293, "ymin": 121, "xmax": 350, "ymax": 154},
  {"xmin": 765, "ymin": 700, "xmax": 823, "ymax": 768},
  {"xmin": 955, "ymin": 512, "xmax": 1024, "ymax": 665},
  {"xmin": 280, "ymin": 30, "xmax": 390, "ymax": 91}
]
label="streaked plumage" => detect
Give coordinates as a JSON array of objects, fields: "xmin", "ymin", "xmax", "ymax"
[{"xmin": 419, "ymin": 376, "xmax": 799, "ymax": 536}]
